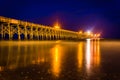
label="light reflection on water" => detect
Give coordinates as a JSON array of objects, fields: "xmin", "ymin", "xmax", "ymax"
[
  {"xmin": 51, "ymin": 44, "xmax": 62, "ymax": 77},
  {"xmin": 1, "ymin": 40, "xmax": 120, "ymax": 79},
  {"xmin": 86, "ymin": 39, "xmax": 91, "ymax": 71},
  {"xmin": 77, "ymin": 42, "xmax": 83, "ymax": 69},
  {"xmin": 0, "ymin": 41, "xmax": 56, "ymax": 70},
  {"xmin": 0, "ymin": 40, "xmax": 100, "ymax": 77},
  {"xmin": 85, "ymin": 39, "xmax": 100, "ymax": 75}
]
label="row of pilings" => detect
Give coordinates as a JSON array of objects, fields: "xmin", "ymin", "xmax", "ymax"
[{"xmin": 0, "ymin": 16, "xmax": 89, "ymax": 41}]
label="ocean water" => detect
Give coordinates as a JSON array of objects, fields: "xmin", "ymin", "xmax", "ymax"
[{"xmin": 0, "ymin": 39, "xmax": 120, "ymax": 80}]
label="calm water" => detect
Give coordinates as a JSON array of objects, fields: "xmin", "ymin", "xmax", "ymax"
[{"xmin": 0, "ymin": 40, "xmax": 120, "ymax": 80}]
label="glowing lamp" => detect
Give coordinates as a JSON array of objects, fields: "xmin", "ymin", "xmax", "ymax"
[
  {"xmin": 54, "ymin": 20, "xmax": 61, "ymax": 29},
  {"xmin": 97, "ymin": 34, "xmax": 100, "ymax": 37},
  {"xmin": 79, "ymin": 30, "xmax": 83, "ymax": 34},
  {"xmin": 54, "ymin": 25, "xmax": 60, "ymax": 29},
  {"xmin": 86, "ymin": 30, "xmax": 91, "ymax": 35},
  {"xmin": 94, "ymin": 34, "xmax": 97, "ymax": 37}
]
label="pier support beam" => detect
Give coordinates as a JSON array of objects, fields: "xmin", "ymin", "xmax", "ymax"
[{"xmin": 17, "ymin": 25, "xmax": 20, "ymax": 40}]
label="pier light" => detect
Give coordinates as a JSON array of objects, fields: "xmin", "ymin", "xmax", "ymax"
[
  {"xmin": 86, "ymin": 30, "xmax": 92, "ymax": 35},
  {"xmin": 94, "ymin": 34, "xmax": 97, "ymax": 37},
  {"xmin": 79, "ymin": 30, "xmax": 83, "ymax": 34},
  {"xmin": 87, "ymin": 31, "xmax": 91, "ymax": 35},
  {"xmin": 96, "ymin": 33, "xmax": 100, "ymax": 38},
  {"xmin": 94, "ymin": 33, "xmax": 101, "ymax": 38},
  {"xmin": 54, "ymin": 25, "xmax": 60, "ymax": 29},
  {"xmin": 97, "ymin": 33, "xmax": 100, "ymax": 37},
  {"xmin": 54, "ymin": 21, "xmax": 61, "ymax": 29},
  {"xmin": 90, "ymin": 34, "xmax": 94, "ymax": 37}
]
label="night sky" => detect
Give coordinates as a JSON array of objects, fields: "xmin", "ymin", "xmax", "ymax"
[{"xmin": 0, "ymin": 0, "xmax": 120, "ymax": 38}]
